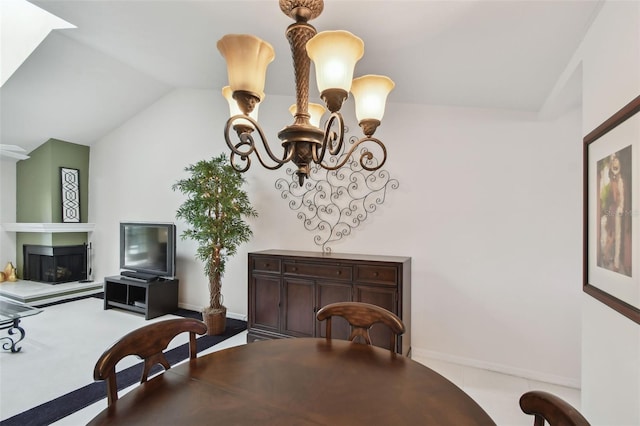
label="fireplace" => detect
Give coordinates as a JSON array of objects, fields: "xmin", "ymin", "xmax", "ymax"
[{"xmin": 23, "ymin": 244, "xmax": 87, "ymax": 284}]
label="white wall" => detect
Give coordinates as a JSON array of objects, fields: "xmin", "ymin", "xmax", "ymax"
[
  {"xmin": 0, "ymin": 160, "xmax": 17, "ymax": 265},
  {"xmin": 581, "ymin": 1, "xmax": 640, "ymax": 424},
  {"xmin": 88, "ymin": 86, "xmax": 583, "ymax": 386}
]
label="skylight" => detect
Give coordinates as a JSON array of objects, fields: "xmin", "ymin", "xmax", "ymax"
[{"xmin": 0, "ymin": 0, "xmax": 75, "ymax": 87}]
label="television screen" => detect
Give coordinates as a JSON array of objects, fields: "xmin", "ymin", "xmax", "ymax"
[{"xmin": 119, "ymin": 222, "xmax": 176, "ymax": 278}]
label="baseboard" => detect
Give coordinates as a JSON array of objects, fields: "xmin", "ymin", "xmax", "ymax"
[
  {"xmin": 178, "ymin": 302, "xmax": 247, "ymax": 322},
  {"xmin": 411, "ymin": 347, "xmax": 581, "ymax": 389}
]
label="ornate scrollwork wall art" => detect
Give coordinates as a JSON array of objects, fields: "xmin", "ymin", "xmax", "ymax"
[{"xmin": 275, "ymin": 134, "xmax": 399, "ymax": 253}]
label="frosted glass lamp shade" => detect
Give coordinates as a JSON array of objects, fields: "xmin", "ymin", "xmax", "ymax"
[
  {"xmin": 351, "ymin": 75, "xmax": 395, "ymax": 122},
  {"xmin": 223, "ymin": 86, "xmax": 261, "ymax": 128},
  {"xmin": 217, "ymin": 34, "xmax": 275, "ymax": 99},
  {"xmin": 306, "ymin": 30, "xmax": 364, "ymax": 93},
  {"xmin": 289, "ymin": 103, "xmax": 326, "ymax": 128}
]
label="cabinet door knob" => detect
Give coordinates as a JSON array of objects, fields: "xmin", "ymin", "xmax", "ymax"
[
  {"xmin": 373, "ymin": 272, "xmax": 379, "ymax": 277},
  {"xmin": 292, "ymin": 267, "xmax": 297, "ymax": 272},
  {"xmin": 336, "ymin": 270, "xmax": 342, "ymax": 275}
]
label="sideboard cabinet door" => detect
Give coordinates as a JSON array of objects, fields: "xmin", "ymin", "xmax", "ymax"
[
  {"xmin": 315, "ymin": 281, "xmax": 352, "ymax": 340},
  {"xmin": 247, "ymin": 255, "xmax": 282, "ymax": 342},
  {"xmin": 282, "ymin": 278, "xmax": 315, "ymax": 337},
  {"xmin": 355, "ymin": 285, "xmax": 397, "ymax": 352}
]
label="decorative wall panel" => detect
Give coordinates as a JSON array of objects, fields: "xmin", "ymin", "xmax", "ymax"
[
  {"xmin": 60, "ymin": 167, "xmax": 80, "ymax": 223},
  {"xmin": 276, "ymin": 136, "xmax": 398, "ymax": 252}
]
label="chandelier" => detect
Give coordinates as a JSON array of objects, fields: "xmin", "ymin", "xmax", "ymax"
[{"xmin": 217, "ymin": 0, "xmax": 394, "ymax": 186}]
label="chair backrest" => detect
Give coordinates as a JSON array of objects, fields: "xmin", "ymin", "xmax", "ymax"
[
  {"xmin": 94, "ymin": 317, "xmax": 208, "ymax": 406},
  {"xmin": 520, "ymin": 390, "xmax": 590, "ymax": 426},
  {"xmin": 316, "ymin": 302, "xmax": 405, "ymax": 351}
]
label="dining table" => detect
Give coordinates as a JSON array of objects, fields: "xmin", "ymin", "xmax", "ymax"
[{"xmin": 88, "ymin": 337, "xmax": 496, "ymax": 425}]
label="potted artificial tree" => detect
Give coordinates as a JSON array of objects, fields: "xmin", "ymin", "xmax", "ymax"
[{"xmin": 172, "ymin": 154, "xmax": 257, "ymax": 335}]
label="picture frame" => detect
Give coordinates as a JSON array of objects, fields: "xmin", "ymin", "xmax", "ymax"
[
  {"xmin": 583, "ymin": 95, "xmax": 640, "ymax": 325},
  {"xmin": 60, "ymin": 167, "xmax": 80, "ymax": 223}
]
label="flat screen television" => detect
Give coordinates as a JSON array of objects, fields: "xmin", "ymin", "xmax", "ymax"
[{"xmin": 119, "ymin": 222, "xmax": 176, "ymax": 279}]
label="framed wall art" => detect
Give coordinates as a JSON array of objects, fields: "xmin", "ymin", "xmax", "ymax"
[
  {"xmin": 60, "ymin": 167, "xmax": 80, "ymax": 223},
  {"xmin": 583, "ymin": 94, "xmax": 640, "ymax": 325}
]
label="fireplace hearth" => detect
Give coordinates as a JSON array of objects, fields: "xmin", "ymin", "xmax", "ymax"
[{"xmin": 23, "ymin": 244, "xmax": 87, "ymax": 284}]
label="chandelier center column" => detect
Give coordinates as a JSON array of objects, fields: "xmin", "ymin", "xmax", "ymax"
[
  {"xmin": 278, "ymin": 1, "xmax": 326, "ymax": 185},
  {"xmin": 285, "ymin": 21, "xmax": 316, "ymax": 125}
]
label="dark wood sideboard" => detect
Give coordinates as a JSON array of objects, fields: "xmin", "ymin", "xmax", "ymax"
[{"xmin": 248, "ymin": 250, "xmax": 411, "ymax": 355}]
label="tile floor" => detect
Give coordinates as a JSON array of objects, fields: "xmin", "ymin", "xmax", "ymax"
[
  {"xmin": 0, "ymin": 297, "xmax": 580, "ymax": 425},
  {"xmin": 415, "ymin": 357, "xmax": 581, "ymax": 426}
]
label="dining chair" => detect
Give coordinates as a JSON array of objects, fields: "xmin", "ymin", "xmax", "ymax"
[
  {"xmin": 316, "ymin": 301, "xmax": 405, "ymax": 351},
  {"xmin": 94, "ymin": 317, "xmax": 208, "ymax": 406},
  {"xmin": 519, "ymin": 390, "xmax": 590, "ymax": 426}
]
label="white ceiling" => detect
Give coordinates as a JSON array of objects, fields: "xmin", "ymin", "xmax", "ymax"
[{"xmin": 0, "ymin": 0, "xmax": 601, "ymax": 156}]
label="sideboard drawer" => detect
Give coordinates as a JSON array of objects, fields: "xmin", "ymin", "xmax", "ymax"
[
  {"xmin": 283, "ymin": 262, "xmax": 352, "ymax": 281},
  {"xmin": 251, "ymin": 257, "xmax": 281, "ymax": 274},
  {"xmin": 355, "ymin": 265, "xmax": 398, "ymax": 286}
]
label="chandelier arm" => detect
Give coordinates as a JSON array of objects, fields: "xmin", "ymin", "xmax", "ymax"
[
  {"xmin": 314, "ymin": 112, "xmax": 345, "ymax": 164},
  {"xmin": 224, "ymin": 115, "xmax": 295, "ymax": 171},
  {"xmin": 229, "ymin": 137, "xmax": 251, "ymax": 173},
  {"xmin": 317, "ymin": 136, "xmax": 387, "ymax": 171},
  {"xmin": 224, "ymin": 116, "xmax": 255, "ymax": 157}
]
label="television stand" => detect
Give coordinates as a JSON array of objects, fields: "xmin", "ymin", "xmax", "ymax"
[{"xmin": 103, "ymin": 276, "xmax": 179, "ymax": 320}]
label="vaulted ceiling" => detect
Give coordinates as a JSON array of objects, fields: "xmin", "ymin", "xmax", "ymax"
[{"xmin": 0, "ymin": 0, "xmax": 601, "ymax": 157}]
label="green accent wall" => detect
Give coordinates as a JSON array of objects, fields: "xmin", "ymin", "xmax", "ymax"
[
  {"xmin": 16, "ymin": 139, "xmax": 90, "ymax": 223},
  {"xmin": 15, "ymin": 139, "xmax": 90, "ymax": 277}
]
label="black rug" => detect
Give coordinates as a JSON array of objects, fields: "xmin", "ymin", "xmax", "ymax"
[{"xmin": 0, "ymin": 297, "xmax": 246, "ymax": 426}]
